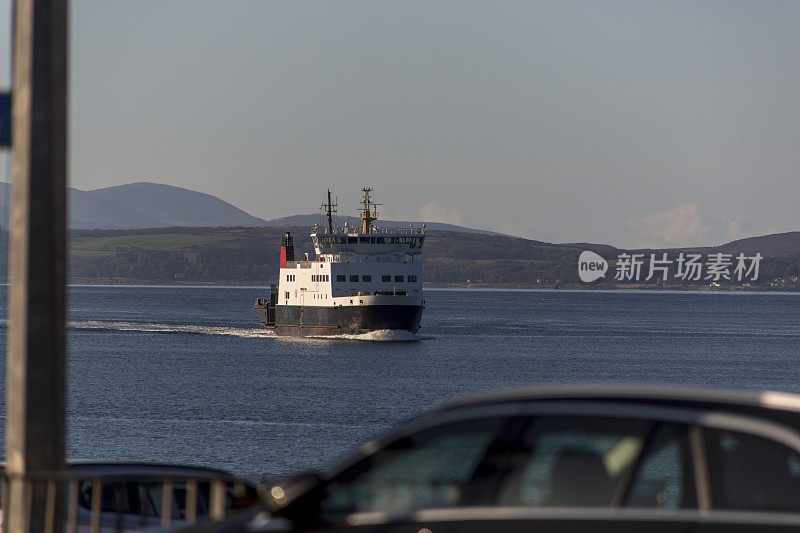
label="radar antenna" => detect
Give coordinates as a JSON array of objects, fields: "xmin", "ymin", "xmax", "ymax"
[
  {"xmin": 360, "ymin": 187, "xmax": 382, "ymax": 234},
  {"xmin": 321, "ymin": 189, "xmax": 338, "ymax": 235}
]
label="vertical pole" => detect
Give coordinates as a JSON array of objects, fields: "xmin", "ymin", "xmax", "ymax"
[{"xmin": 6, "ymin": 1, "xmax": 68, "ymax": 532}]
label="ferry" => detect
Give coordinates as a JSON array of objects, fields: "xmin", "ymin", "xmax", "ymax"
[{"xmin": 255, "ymin": 188, "xmax": 425, "ymax": 336}]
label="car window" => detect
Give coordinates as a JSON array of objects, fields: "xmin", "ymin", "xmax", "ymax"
[
  {"xmin": 625, "ymin": 423, "xmax": 694, "ymax": 509},
  {"xmin": 136, "ymin": 481, "xmax": 217, "ymax": 519},
  {"xmin": 705, "ymin": 428, "xmax": 800, "ymax": 512},
  {"xmin": 496, "ymin": 417, "xmax": 653, "ymax": 506},
  {"xmin": 78, "ymin": 480, "xmax": 136, "ymax": 514},
  {"xmin": 320, "ymin": 418, "xmax": 505, "ymax": 515}
]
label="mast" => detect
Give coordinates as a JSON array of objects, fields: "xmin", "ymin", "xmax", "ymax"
[
  {"xmin": 360, "ymin": 187, "xmax": 382, "ymax": 234},
  {"xmin": 321, "ymin": 189, "xmax": 337, "ymax": 235}
]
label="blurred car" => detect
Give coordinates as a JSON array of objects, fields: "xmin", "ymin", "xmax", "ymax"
[
  {"xmin": 1, "ymin": 462, "xmax": 259, "ymax": 531},
  {"xmin": 241, "ymin": 385, "xmax": 800, "ymax": 532}
]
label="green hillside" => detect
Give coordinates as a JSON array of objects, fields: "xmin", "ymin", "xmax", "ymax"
[
  {"xmin": 0, "ymin": 226, "xmax": 793, "ymax": 287},
  {"xmin": 51, "ymin": 226, "xmax": 800, "ymax": 289}
]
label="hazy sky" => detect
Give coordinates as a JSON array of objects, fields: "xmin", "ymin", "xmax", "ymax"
[{"xmin": 1, "ymin": 1, "xmax": 799, "ymax": 248}]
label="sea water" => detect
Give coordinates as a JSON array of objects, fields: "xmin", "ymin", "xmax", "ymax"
[{"xmin": 1, "ymin": 285, "xmax": 800, "ymax": 480}]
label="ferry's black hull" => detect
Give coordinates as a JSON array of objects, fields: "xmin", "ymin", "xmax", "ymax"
[{"xmin": 256, "ymin": 304, "xmax": 423, "ymax": 337}]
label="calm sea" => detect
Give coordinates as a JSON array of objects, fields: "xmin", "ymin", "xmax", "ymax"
[{"xmin": 1, "ymin": 285, "xmax": 800, "ymax": 480}]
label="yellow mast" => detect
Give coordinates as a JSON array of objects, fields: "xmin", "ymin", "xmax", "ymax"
[{"xmin": 359, "ymin": 187, "xmax": 381, "ymax": 234}]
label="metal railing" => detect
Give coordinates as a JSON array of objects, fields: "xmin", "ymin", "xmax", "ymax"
[{"xmin": 0, "ymin": 468, "xmax": 261, "ymax": 533}]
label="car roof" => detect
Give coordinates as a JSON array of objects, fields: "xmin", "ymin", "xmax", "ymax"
[
  {"xmin": 0, "ymin": 460, "xmax": 239, "ymax": 480},
  {"xmin": 67, "ymin": 461, "xmax": 237, "ymax": 478},
  {"xmin": 431, "ymin": 384, "xmax": 800, "ymax": 429}
]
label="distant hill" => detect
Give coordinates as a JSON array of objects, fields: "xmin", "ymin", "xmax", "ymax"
[
  {"xmin": 565, "ymin": 231, "xmax": 800, "ymax": 259},
  {"xmin": 263, "ymin": 213, "xmax": 507, "ymax": 236},
  {"xmin": 80, "ymin": 182, "xmax": 268, "ymax": 228},
  {"xmin": 0, "ymin": 181, "xmax": 509, "ymax": 235},
  {"xmin": 0, "ymin": 182, "xmax": 268, "ymax": 229},
  {"xmin": 712, "ymin": 231, "xmax": 800, "ymax": 259},
  {"xmin": 1, "ymin": 181, "xmax": 798, "ymax": 262},
  {"xmin": 55, "ymin": 225, "xmax": 800, "ymax": 287}
]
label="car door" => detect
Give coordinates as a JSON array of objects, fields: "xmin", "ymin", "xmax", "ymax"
[
  {"xmin": 272, "ymin": 414, "xmax": 697, "ymax": 532},
  {"xmin": 273, "ymin": 416, "xmax": 520, "ymax": 530},
  {"xmin": 269, "ymin": 409, "xmax": 800, "ymax": 533}
]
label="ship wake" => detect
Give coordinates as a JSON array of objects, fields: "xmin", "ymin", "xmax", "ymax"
[
  {"xmin": 68, "ymin": 320, "xmax": 275, "ymax": 339},
  {"xmin": 307, "ymin": 329, "xmax": 426, "ymax": 342}
]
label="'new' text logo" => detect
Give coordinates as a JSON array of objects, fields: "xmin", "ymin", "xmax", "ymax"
[{"xmin": 578, "ymin": 250, "xmax": 608, "ymax": 282}]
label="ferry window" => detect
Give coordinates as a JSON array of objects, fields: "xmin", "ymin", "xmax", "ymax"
[
  {"xmin": 376, "ymin": 237, "xmax": 385, "ymax": 244},
  {"xmin": 408, "ymin": 275, "xmax": 417, "ymax": 282},
  {"xmin": 395, "ymin": 275, "xmax": 404, "ymax": 282},
  {"xmin": 360, "ymin": 237, "xmax": 370, "ymax": 244},
  {"xmin": 363, "ymin": 275, "xmax": 372, "ymax": 282},
  {"xmin": 350, "ymin": 275, "xmax": 359, "ymax": 282},
  {"xmin": 337, "ymin": 275, "xmax": 346, "ymax": 282},
  {"xmin": 348, "ymin": 237, "xmax": 358, "ymax": 244},
  {"xmin": 382, "ymin": 275, "xmax": 391, "ymax": 282},
  {"xmin": 284, "ymin": 292, "xmax": 290, "ymax": 299}
]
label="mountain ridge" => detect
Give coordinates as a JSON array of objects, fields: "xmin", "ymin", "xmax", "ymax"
[
  {"xmin": 0, "ymin": 181, "xmax": 798, "ymax": 258},
  {"xmin": 0, "ymin": 181, "xmax": 511, "ymax": 236}
]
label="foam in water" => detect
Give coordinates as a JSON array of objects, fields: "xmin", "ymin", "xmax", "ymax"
[
  {"xmin": 68, "ymin": 320, "xmax": 275, "ymax": 339},
  {"xmin": 64, "ymin": 320, "xmax": 428, "ymax": 342},
  {"xmin": 308, "ymin": 329, "xmax": 425, "ymax": 342}
]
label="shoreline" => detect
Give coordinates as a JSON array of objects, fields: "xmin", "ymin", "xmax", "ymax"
[
  {"xmin": 425, "ymin": 281, "xmax": 798, "ymax": 292},
  {"xmin": 15, "ymin": 278, "xmax": 796, "ymax": 293}
]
